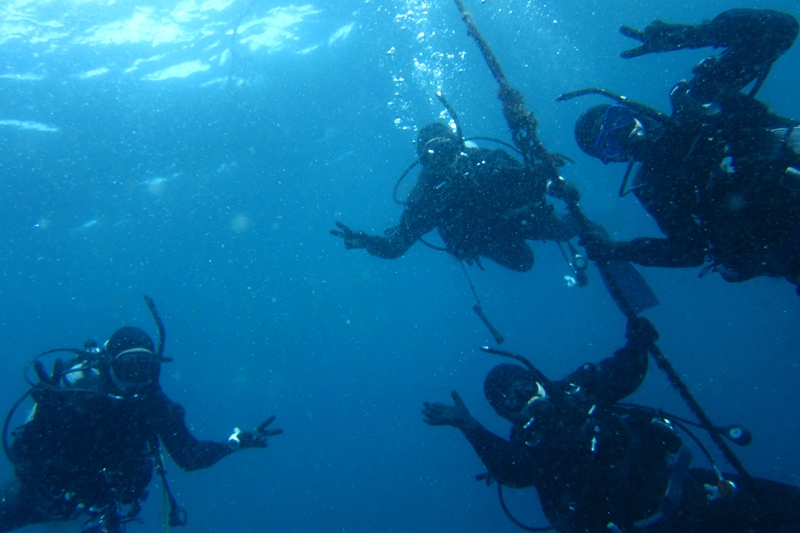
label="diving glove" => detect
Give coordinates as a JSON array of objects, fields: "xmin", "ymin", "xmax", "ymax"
[
  {"xmin": 30, "ymin": 358, "xmax": 67, "ymax": 400},
  {"xmin": 620, "ymin": 20, "xmax": 714, "ymax": 58},
  {"xmin": 546, "ymin": 177, "xmax": 581, "ymax": 203},
  {"xmin": 34, "ymin": 358, "xmax": 64, "ymax": 386},
  {"xmin": 228, "ymin": 416, "xmax": 283, "ymax": 450},
  {"xmin": 330, "ymin": 221, "xmax": 372, "ymax": 250}
]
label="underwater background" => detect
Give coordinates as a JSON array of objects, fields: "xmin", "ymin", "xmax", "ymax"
[{"xmin": 1, "ymin": 0, "xmax": 799, "ymax": 531}]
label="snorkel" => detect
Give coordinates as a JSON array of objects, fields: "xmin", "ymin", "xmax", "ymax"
[{"xmin": 143, "ymin": 295, "xmax": 168, "ymax": 362}]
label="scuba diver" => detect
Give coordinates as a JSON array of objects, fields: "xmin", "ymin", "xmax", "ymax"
[
  {"xmin": 565, "ymin": 9, "xmax": 800, "ymax": 292},
  {"xmin": 0, "ymin": 297, "xmax": 282, "ymax": 533},
  {"xmin": 422, "ymin": 317, "xmax": 800, "ymax": 532},
  {"xmin": 331, "ymin": 120, "xmax": 580, "ymax": 272}
]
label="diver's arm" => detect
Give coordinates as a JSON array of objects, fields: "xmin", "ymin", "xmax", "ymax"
[
  {"xmin": 561, "ymin": 319, "xmax": 654, "ymax": 404},
  {"xmin": 622, "ymin": 10, "xmax": 798, "ymax": 100},
  {"xmin": 526, "ymin": 208, "xmax": 580, "ymax": 242},
  {"xmin": 621, "ymin": 9, "xmax": 797, "ymax": 57},
  {"xmin": 363, "ymin": 200, "xmax": 437, "ymax": 259},
  {"xmin": 702, "ymin": 10, "xmax": 798, "ymax": 52},
  {"xmin": 331, "ymin": 211, "xmax": 431, "ymax": 259},
  {"xmin": 585, "ymin": 228, "xmax": 706, "ymax": 268},
  {"xmin": 607, "ymin": 235, "xmax": 705, "ymax": 268},
  {"xmin": 422, "ymin": 391, "xmax": 538, "ymax": 488},
  {"xmin": 597, "ymin": 177, "xmax": 706, "ymax": 267},
  {"xmin": 687, "ymin": 10, "xmax": 798, "ymax": 100},
  {"xmin": 362, "ymin": 215, "xmax": 423, "ymax": 259},
  {"xmin": 627, "ymin": 185, "xmax": 707, "ymax": 267},
  {"xmin": 461, "ymin": 424, "xmax": 539, "ymax": 488},
  {"xmin": 156, "ymin": 394, "xmax": 234, "ymax": 471}
]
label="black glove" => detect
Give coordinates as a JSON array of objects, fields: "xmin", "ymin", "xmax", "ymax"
[
  {"xmin": 228, "ymin": 416, "xmax": 283, "ymax": 450},
  {"xmin": 422, "ymin": 391, "xmax": 477, "ymax": 431},
  {"xmin": 330, "ymin": 221, "xmax": 371, "ymax": 250},
  {"xmin": 30, "ymin": 359, "xmax": 65, "ymax": 404},
  {"xmin": 620, "ymin": 20, "xmax": 710, "ymax": 58},
  {"xmin": 546, "ymin": 177, "xmax": 581, "ymax": 203},
  {"xmin": 626, "ymin": 317, "xmax": 659, "ymax": 348},
  {"xmin": 34, "ymin": 358, "xmax": 64, "ymax": 386}
]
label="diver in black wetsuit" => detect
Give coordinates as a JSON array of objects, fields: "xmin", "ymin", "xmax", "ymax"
[
  {"xmin": 569, "ymin": 9, "xmax": 800, "ymax": 292},
  {"xmin": 1, "ymin": 310, "xmax": 282, "ymax": 532},
  {"xmin": 422, "ymin": 317, "xmax": 800, "ymax": 532},
  {"xmin": 332, "ymin": 122, "xmax": 578, "ymax": 272}
]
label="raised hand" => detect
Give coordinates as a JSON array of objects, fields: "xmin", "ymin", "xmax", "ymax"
[
  {"xmin": 34, "ymin": 358, "xmax": 64, "ymax": 387},
  {"xmin": 422, "ymin": 391, "xmax": 476, "ymax": 430},
  {"xmin": 330, "ymin": 221, "xmax": 371, "ymax": 250},
  {"xmin": 620, "ymin": 20, "xmax": 702, "ymax": 58},
  {"xmin": 228, "ymin": 416, "xmax": 284, "ymax": 450}
]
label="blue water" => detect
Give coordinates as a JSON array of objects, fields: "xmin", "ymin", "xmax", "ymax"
[{"xmin": 1, "ymin": 0, "xmax": 799, "ymax": 531}]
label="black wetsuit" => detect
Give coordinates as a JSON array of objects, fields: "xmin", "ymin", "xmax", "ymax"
[
  {"xmin": 609, "ymin": 10, "xmax": 800, "ymax": 285},
  {"xmin": 363, "ymin": 147, "xmax": 576, "ymax": 271},
  {"xmin": 0, "ymin": 378, "xmax": 233, "ymax": 531},
  {"xmin": 460, "ymin": 342, "xmax": 800, "ymax": 532}
]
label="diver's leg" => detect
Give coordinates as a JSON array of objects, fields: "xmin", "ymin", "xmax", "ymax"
[
  {"xmin": 526, "ymin": 209, "xmax": 579, "ymax": 242},
  {"xmin": 739, "ymin": 476, "xmax": 800, "ymax": 532},
  {"xmin": 683, "ymin": 469, "xmax": 800, "ymax": 532},
  {"xmin": 483, "ymin": 241, "xmax": 534, "ymax": 272}
]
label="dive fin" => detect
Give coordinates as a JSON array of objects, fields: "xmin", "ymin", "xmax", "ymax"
[{"xmin": 599, "ymin": 260, "xmax": 660, "ymax": 317}]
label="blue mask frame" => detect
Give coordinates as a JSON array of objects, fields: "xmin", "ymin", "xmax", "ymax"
[{"xmin": 595, "ymin": 104, "xmax": 636, "ymax": 160}]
